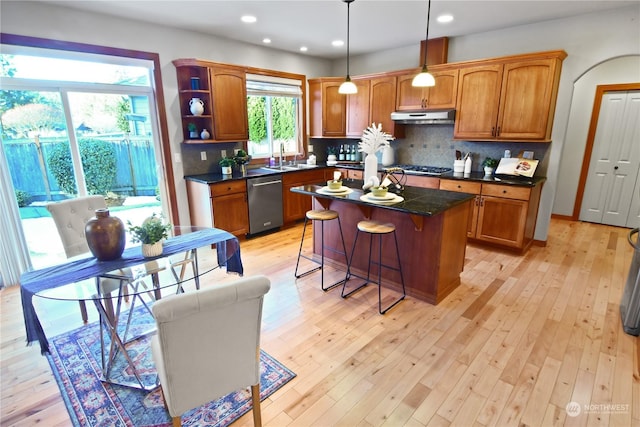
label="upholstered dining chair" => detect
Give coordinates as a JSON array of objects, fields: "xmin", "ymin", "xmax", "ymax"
[
  {"xmin": 46, "ymin": 195, "xmax": 156, "ymax": 322},
  {"xmin": 150, "ymin": 275, "xmax": 271, "ymax": 427}
]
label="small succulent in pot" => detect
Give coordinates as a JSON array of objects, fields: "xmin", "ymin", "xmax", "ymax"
[
  {"xmin": 482, "ymin": 157, "xmax": 499, "ymax": 168},
  {"xmin": 482, "ymin": 157, "xmax": 498, "ymax": 175},
  {"xmin": 219, "ymin": 157, "xmax": 236, "ymax": 167},
  {"xmin": 187, "ymin": 123, "xmax": 198, "ymax": 138},
  {"xmin": 219, "ymin": 156, "xmax": 235, "ymax": 175}
]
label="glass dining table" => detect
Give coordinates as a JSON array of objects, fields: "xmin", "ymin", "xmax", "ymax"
[{"xmin": 20, "ymin": 226, "xmax": 243, "ymax": 390}]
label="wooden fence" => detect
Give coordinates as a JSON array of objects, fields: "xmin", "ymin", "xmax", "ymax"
[{"xmin": 5, "ymin": 135, "xmax": 158, "ymax": 202}]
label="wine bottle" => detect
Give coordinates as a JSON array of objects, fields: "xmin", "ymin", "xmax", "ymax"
[{"xmin": 339, "ymin": 144, "xmax": 345, "ymax": 161}]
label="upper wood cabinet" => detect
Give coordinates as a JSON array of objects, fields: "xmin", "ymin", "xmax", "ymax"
[
  {"xmin": 369, "ymin": 76, "xmax": 400, "ymax": 137},
  {"xmin": 454, "ymin": 51, "xmax": 566, "ymax": 142},
  {"xmin": 173, "ymin": 59, "xmax": 249, "ymax": 143},
  {"xmin": 396, "ymin": 68, "xmax": 458, "ymax": 111},
  {"xmin": 309, "ymin": 78, "xmax": 346, "ymax": 137},
  {"xmin": 346, "ymin": 78, "xmax": 370, "ymax": 137},
  {"xmin": 345, "ymin": 75, "xmax": 402, "ymax": 138},
  {"xmin": 210, "ymin": 67, "xmax": 249, "ymax": 141}
]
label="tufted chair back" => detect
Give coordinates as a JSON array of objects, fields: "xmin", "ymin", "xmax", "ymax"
[
  {"xmin": 46, "ymin": 195, "xmax": 107, "ymax": 258},
  {"xmin": 151, "ymin": 275, "xmax": 271, "ymax": 426}
]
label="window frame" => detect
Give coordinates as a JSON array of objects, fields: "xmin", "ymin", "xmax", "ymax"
[{"xmin": 243, "ymin": 68, "xmax": 307, "ymax": 163}]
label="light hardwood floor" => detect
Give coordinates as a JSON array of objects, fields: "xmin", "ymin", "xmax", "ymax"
[{"xmin": 1, "ymin": 218, "xmax": 638, "ymax": 426}]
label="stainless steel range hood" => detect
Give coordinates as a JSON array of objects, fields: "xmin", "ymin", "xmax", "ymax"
[{"xmin": 390, "ymin": 109, "xmax": 455, "ymax": 125}]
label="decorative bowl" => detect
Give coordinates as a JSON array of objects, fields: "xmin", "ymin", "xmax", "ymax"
[
  {"xmin": 371, "ymin": 186, "xmax": 388, "ymax": 197},
  {"xmin": 327, "ymin": 180, "xmax": 343, "ymax": 190}
]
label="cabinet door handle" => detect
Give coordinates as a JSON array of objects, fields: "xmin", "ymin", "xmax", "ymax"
[
  {"xmin": 496, "ymin": 126, "xmax": 501, "ymax": 136},
  {"xmin": 614, "ymin": 166, "xmax": 619, "ymax": 170},
  {"xmin": 491, "ymin": 127, "xmax": 496, "ymax": 137},
  {"xmin": 479, "ymin": 197, "xmax": 484, "ymax": 206}
]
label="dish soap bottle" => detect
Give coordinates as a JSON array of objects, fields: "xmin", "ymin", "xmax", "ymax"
[{"xmin": 464, "ymin": 153, "xmax": 472, "ymax": 174}]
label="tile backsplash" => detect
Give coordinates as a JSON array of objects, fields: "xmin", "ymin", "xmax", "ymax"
[
  {"xmin": 311, "ymin": 124, "xmax": 550, "ymax": 174},
  {"xmin": 182, "ymin": 125, "xmax": 552, "ymax": 176}
]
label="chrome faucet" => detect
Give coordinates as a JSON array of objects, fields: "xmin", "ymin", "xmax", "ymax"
[{"xmin": 279, "ymin": 143, "xmax": 284, "ymax": 168}]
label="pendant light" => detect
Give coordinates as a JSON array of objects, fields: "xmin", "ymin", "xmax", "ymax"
[
  {"xmin": 412, "ymin": 0, "xmax": 436, "ymax": 87},
  {"xmin": 338, "ymin": 0, "xmax": 357, "ymax": 94}
]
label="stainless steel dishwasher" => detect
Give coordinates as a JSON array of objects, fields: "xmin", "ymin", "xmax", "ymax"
[{"xmin": 247, "ymin": 174, "xmax": 283, "ymax": 235}]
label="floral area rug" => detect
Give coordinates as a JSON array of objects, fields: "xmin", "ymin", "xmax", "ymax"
[{"xmin": 45, "ymin": 307, "xmax": 295, "ymax": 426}]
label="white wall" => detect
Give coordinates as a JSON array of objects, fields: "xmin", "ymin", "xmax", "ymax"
[
  {"xmin": 2, "ymin": 1, "xmax": 640, "ymax": 240},
  {"xmin": 0, "ymin": 1, "xmax": 331, "ymax": 226},
  {"xmin": 554, "ymin": 56, "xmax": 640, "ymax": 216},
  {"xmin": 346, "ymin": 4, "xmax": 640, "ymax": 240}
]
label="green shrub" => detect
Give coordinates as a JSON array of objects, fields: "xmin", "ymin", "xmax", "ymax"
[
  {"xmin": 47, "ymin": 138, "xmax": 117, "ymax": 196},
  {"xmin": 15, "ymin": 189, "xmax": 30, "ymax": 207}
]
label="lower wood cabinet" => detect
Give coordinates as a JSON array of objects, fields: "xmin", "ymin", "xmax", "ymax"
[
  {"xmin": 404, "ymin": 175, "xmax": 440, "ymax": 189},
  {"xmin": 337, "ymin": 168, "xmax": 363, "ymax": 180},
  {"xmin": 186, "ymin": 180, "xmax": 249, "ymax": 237},
  {"xmin": 282, "ymin": 169, "xmax": 334, "ymax": 224},
  {"xmin": 439, "ymin": 179, "xmax": 542, "ymax": 252}
]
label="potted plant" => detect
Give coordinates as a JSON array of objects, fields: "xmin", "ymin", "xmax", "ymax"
[
  {"xmin": 127, "ymin": 214, "xmax": 171, "ymax": 258},
  {"xmin": 187, "ymin": 123, "xmax": 198, "ymax": 139},
  {"xmin": 234, "ymin": 149, "xmax": 251, "ymax": 174},
  {"xmin": 219, "ymin": 157, "xmax": 235, "ymax": 175},
  {"xmin": 327, "ymin": 146, "xmax": 338, "ymax": 165},
  {"xmin": 482, "ymin": 157, "xmax": 499, "ymax": 175}
]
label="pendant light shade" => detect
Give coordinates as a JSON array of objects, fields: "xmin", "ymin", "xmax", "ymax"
[
  {"xmin": 412, "ymin": 0, "xmax": 435, "ymax": 87},
  {"xmin": 339, "ymin": 0, "xmax": 357, "ymax": 94}
]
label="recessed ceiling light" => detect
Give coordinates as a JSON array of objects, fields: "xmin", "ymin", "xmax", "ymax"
[
  {"xmin": 241, "ymin": 15, "xmax": 257, "ymax": 23},
  {"xmin": 300, "ymin": 46, "xmax": 308, "ymax": 52},
  {"xmin": 263, "ymin": 38, "xmax": 271, "ymax": 44},
  {"xmin": 332, "ymin": 40, "xmax": 344, "ymax": 47},
  {"xmin": 437, "ymin": 14, "xmax": 454, "ymax": 23}
]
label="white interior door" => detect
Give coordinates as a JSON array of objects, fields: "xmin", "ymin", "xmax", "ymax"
[{"xmin": 580, "ymin": 90, "xmax": 640, "ymax": 227}]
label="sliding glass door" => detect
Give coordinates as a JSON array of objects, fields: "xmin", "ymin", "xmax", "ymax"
[{"xmin": 1, "ymin": 54, "xmax": 167, "ymax": 269}]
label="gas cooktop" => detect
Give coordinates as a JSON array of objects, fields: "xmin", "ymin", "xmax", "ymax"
[{"xmin": 388, "ymin": 165, "xmax": 453, "ymax": 176}]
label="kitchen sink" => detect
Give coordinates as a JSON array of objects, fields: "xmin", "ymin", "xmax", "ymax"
[{"xmin": 262, "ymin": 164, "xmax": 318, "ymax": 172}]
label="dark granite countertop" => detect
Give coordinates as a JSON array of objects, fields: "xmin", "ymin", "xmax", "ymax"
[
  {"xmin": 291, "ymin": 179, "xmax": 476, "ymax": 217},
  {"xmin": 184, "ymin": 164, "xmax": 544, "ymax": 188},
  {"xmin": 335, "ymin": 163, "xmax": 545, "ymax": 187},
  {"xmin": 184, "ymin": 165, "xmax": 333, "ymax": 184},
  {"xmin": 439, "ymin": 171, "xmax": 546, "ymax": 186}
]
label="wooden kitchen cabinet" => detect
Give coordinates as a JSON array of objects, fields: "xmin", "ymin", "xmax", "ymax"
[
  {"xmin": 346, "ymin": 78, "xmax": 370, "ymax": 137},
  {"xmin": 336, "ymin": 168, "xmax": 363, "ymax": 180},
  {"xmin": 439, "ymin": 179, "xmax": 542, "ymax": 252},
  {"xmin": 404, "ymin": 174, "xmax": 440, "ymax": 189},
  {"xmin": 346, "ymin": 75, "xmax": 401, "ymax": 138},
  {"xmin": 370, "ymin": 76, "xmax": 402, "ymax": 137},
  {"xmin": 210, "ymin": 66, "xmax": 249, "ymax": 141},
  {"xmin": 282, "ymin": 168, "xmax": 330, "ymax": 224},
  {"xmin": 309, "ymin": 78, "xmax": 347, "ymax": 137},
  {"xmin": 173, "ymin": 59, "xmax": 248, "ymax": 143},
  {"xmin": 186, "ymin": 179, "xmax": 249, "ymax": 236},
  {"xmin": 439, "ymin": 180, "xmax": 481, "ymax": 237},
  {"xmin": 454, "ymin": 51, "xmax": 566, "ymax": 142},
  {"xmin": 396, "ymin": 68, "xmax": 458, "ymax": 111}
]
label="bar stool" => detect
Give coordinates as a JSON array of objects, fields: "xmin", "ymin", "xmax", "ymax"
[
  {"xmin": 295, "ymin": 209, "xmax": 349, "ymax": 291},
  {"xmin": 342, "ymin": 220, "xmax": 406, "ymax": 314}
]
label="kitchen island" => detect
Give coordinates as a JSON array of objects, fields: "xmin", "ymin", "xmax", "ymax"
[{"xmin": 291, "ymin": 180, "xmax": 475, "ymax": 304}]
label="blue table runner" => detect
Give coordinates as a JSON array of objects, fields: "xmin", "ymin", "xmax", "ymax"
[{"xmin": 21, "ymin": 228, "xmax": 243, "ymax": 354}]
